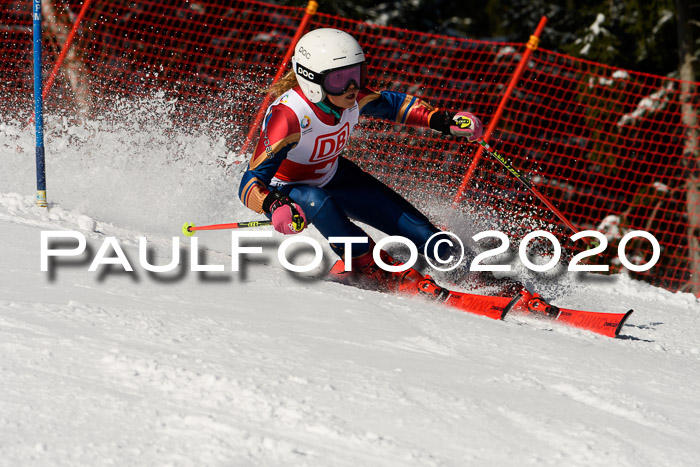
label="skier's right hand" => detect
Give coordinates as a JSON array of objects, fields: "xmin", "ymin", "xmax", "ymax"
[{"xmin": 263, "ymin": 190, "xmax": 306, "ymax": 235}]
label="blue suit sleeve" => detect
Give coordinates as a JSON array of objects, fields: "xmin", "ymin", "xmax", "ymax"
[{"xmin": 359, "ymin": 90, "xmax": 437, "ymax": 126}]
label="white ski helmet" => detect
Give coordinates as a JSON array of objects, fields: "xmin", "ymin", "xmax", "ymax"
[{"xmin": 291, "ymin": 28, "xmax": 366, "ymax": 103}]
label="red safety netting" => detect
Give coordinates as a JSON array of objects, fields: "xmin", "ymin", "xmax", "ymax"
[{"xmin": 1, "ymin": 0, "xmax": 698, "ymax": 293}]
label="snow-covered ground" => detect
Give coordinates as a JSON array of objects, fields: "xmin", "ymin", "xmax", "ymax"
[{"xmin": 1, "ymin": 115, "xmax": 699, "ymax": 466}]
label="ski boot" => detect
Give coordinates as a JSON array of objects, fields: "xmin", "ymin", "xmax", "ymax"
[
  {"xmin": 328, "ymin": 248, "xmax": 424, "ymax": 294},
  {"xmin": 513, "ymin": 288, "xmax": 560, "ymax": 318}
]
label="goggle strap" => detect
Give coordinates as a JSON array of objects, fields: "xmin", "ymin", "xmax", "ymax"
[{"xmin": 294, "ymin": 61, "xmax": 323, "ymax": 85}]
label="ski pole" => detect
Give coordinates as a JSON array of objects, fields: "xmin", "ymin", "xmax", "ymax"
[
  {"xmin": 474, "ymin": 140, "xmax": 595, "ymax": 248},
  {"xmin": 182, "ymin": 220, "xmax": 272, "ymax": 237}
]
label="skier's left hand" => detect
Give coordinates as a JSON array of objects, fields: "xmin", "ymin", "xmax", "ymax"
[
  {"xmin": 431, "ymin": 110, "xmax": 483, "ymax": 142},
  {"xmin": 448, "ymin": 111, "xmax": 483, "ymax": 141}
]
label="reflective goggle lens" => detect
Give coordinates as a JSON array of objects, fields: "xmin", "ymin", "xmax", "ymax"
[{"xmin": 322, "ymin": 64, "xmax": 366, "ymax": 95}]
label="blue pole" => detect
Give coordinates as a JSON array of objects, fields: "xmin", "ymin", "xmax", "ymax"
[{"xmin": 33, "ymin": 0, "xmax": 47, "ymax": 208}]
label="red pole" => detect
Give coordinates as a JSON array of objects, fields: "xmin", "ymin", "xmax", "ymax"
[
  {"xmin": 453, "ymin": 16, "xmax": 548, "ymax": 204},
  {"xmin": 237, "ymin": 0, "xmax": 319, "ymax": 159},
  {"xmin": 43, "ymin": 0, "xmax": 92, "ymax": 101},
  {"xmin": 26, "ymin": 0, "xmax": 93, "ymax": 127}
]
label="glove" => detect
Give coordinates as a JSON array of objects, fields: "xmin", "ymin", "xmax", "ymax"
[
  {"xmin": 430, "ymin": 110, "xmax": 483, "ymax": 142},
  {"xmin": 262, "ymin": 190, "xmax": 306, "ymax": 235}
]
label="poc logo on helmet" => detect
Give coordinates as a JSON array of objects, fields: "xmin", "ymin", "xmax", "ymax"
[
  {"xmin": 298, "ymin": 46, "xmax": 311, "ymax": 59},
  {"xmin": 296, "ymin": 65, "xmax": 315, "ymax": 80}
]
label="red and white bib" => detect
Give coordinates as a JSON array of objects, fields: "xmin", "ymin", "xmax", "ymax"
[{"xmin": 266, "ymin": 88, "xmax": 359, "ymax": 187}]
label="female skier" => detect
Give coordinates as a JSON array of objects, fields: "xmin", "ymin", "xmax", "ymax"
[{"xmin": 239, "ymin": 27, "xmax": 547, "ymax": 308}]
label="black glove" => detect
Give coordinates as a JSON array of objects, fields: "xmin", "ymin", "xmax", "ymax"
[
  {"xmin": 430, "ymin": 110, "xmax": 484, "ymax": 141},
  {"xmin": 429, "ymin": 110, "xmax": 455, "ymax": 135}
]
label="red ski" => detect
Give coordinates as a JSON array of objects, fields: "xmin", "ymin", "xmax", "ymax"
[
  {"xmin": 437, "ymin": 289, "xmax": 522, "ymax": 321},
  {"xmin": 431, "ymin": 286, "xmax": 633, "ymax": 338},
  {"xmin": 542, "ymin": 306, "xmax": 634, "ymax": 338},
  {"xmin": 328, "ymin": 260, "xmax": 633, "ymax": 338}
]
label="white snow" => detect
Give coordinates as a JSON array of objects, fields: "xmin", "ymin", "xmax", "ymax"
[
  {"xmin": 652, "ymin": 10, "xmax": 674, "ymax": 36},
  {"xmin": 617, "ymin": 82, "xmax": 675, "ymax": 127},
  {"xmin": 575, "ymin": 13, "xmax": 609, "ymax": 57},
  {"xmin": 1, "ymin": 113, "xmax": 699, "ymax": 466}
]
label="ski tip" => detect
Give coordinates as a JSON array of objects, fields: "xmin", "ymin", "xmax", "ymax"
[
  {"xmin": 182, "ymin": 222, "xmax": 196, "ymax": 237},
  {"xmin": 615, "ymin": 309, "xmax": 635, "ymax": 337}
]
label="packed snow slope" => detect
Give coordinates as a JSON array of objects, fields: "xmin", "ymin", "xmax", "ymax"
[{"xmin": 2, "ymin": 116, "xmax": 700, "ymax": 466}]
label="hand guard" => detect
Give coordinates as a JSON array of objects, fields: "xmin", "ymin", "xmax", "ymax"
[
  {"xmin": 430, "ymin": 110, "xmax": 484, "ymax": 142},
  {"xmin": 262, "ymin": 190, "xmax": 306, "ymax": 235}
]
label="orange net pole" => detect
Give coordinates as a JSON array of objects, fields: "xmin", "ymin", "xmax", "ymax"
[{"xmin": 453, "ymin": 16, "xmax": 548, "ymax": 204}]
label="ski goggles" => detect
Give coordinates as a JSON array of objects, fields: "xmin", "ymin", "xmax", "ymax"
[
  {"xmin": 321, "ymin": 63, "xmax": 367, "ymax": 95},
  {"xmin": 294, "ymin": 60, "xmax": 367, "ymax": 96}
]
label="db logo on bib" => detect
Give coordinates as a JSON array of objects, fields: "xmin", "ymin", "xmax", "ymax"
[{"xmin": 310, "ymin": 123, "xmax": 350, "ymax": 162}]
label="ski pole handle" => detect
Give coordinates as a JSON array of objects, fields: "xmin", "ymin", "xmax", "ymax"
[{"xmin": 182, "ymin": 220, "xmax": 272, "ymax": 237}]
